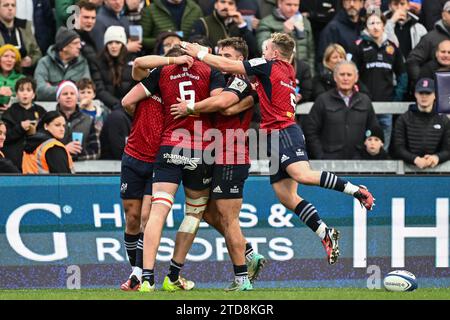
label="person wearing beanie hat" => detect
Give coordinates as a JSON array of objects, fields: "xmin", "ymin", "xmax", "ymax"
[
  {"xmin": 22, "ymin": 110, "xmax": 74, "ymax": 174},
  {"xmin": 356, "ymin": 126, "xmax": 391, "ymax": 160},
  {"xmin": 94, "ymin": 25, "xmax": 134, "ymax": 109},
  {"xmin": 34, "ymin": 27, "xmax": 90, "ymax": 101},
  {"xmin": 0, "ymin": 44, "xmax": 25, "ymax": 108}
]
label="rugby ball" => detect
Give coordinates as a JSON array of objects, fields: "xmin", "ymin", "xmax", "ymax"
[{"xmin": 383, "ymin": 270, "xmax": 418, "ymax": 292}]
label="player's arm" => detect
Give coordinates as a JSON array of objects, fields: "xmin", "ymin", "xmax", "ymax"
[
  {"xmin": 181, "ymin": 42, "xmax": 246, "ymax": 75},
  {"xmin": 220, "ymin": 94, "xmax": 254, "ymax": 116},
  {"xmin": 132, "ymin": 55, "xmax": 194, "ymax": 81}
]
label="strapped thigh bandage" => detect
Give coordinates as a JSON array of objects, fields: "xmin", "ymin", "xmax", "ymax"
[{"xmin": 152, "ymin": 192, "xmax": 174, "ymax": 208}]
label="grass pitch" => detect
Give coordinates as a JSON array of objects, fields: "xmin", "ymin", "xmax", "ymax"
[{"xmin": 0, "ymin": 288, "xmax": 449, "ymax": 300}]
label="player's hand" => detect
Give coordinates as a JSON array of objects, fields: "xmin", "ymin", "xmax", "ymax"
[
  {"xmin": 175, "ymin": 55, "xmax": 194, "ymax": 68},
  {"xmin": 170, "ymin": 98, "xmax": 190, "ymax": 119},
  {"xmin": 66, "ymin": 141, "xmax": 83, "ymax": 155},
  {"xmin": 180, "ymin": 41, "xmax": 201, "ymax": 58}
]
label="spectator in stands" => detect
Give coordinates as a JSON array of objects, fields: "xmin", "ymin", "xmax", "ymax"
[
  {"xmin": 0, "ymin": 119, "xmax": 19, "ymax": 172},
  {"xmin": 355, "ymin": 126, "xmax": 391, "ymax": 159},
  {"xmin": 141, "ymin": 0, "xmax": 202, "ymax": 53},
  {"xmin": 353, "ymin": 10, "xmax": 407, "ymax": 149},
  {"xmin": 99, "ymin": 105, "xmax": 132, "ymax": 159},
  {"xmin": 318, "ymin": 0, "xmax": 365, "ymax": 66},
  {"xmin": 56, "ymin": 81, "xmax": 100, "ymax": 161},
  {"xmin": 420, "ymin": 0, "xmax": 447, "ymax": 31},
  {"xmin": 34, "ymin": 27, "xmax": 91, "ymax": 101},
  {"xmin": 94, "ymin": 26, "xmax": 134, "ymax": 109},
  {"xmin": 312, "ymin": 43, "xmax": 369, "ymax": 101},
  {"xmin": 153, "ymin": 31, "xmax": 182, "ymax": 55},
  {"xmin": 257, "ymin": 0, "xmax": 314, "ymax": 70},
  {"xmin": 236, "ymin": 0, "xmax": 261, "ymax": 32},
  {"xmin": 74, "ymin": 1, "xmax": 99, "ymax": 75},
  {"xmin": 392, "ymin": 78, "xmax": 450, "ymax": 168},
  {"xmin": 300, "ymin": 0, "xmax": 340, "ymax": 57},
  {"xmin": 16, "ymin": 0, "xmax": 56, "ymax": 54},
  {"xmin": 0, "ymin": 0, "xmax": 42, "ymax": 73},
  {"xmin": 191, "ymin": 0, "xmax": 259, "ymax": 58},
  {"xmin": 419, "ymin": 39, "xmax": 450, "ymax": 79},
  {"xmin": 77, "ymin": 78, "xmax": 110, "ymax": 136},
  {"xmin": 303, "ymin": 61, "xmax": 379, "ymax": 160},
  {"xmin": 407, "ymin": 2, "xmax": 450, "ymax": 88},
  {"xmin": 384, "ymin": 0, "xmax": 427, "ymax": 60},
  {"xmin": 0, "ymin": 45, "xmax": 24, "ymax": 112},
  {"xmin": 92, "ymin": 0, "xmax": 142, "ymax": 54},
  {"xmin": 125, "ymin": 0, "xmax": 148, "ymax": 25},
  {"xmin": 1, "ymin": 77, "xmax": 46, "ymax": 169},
  {"xmin": 22, "ymin": 110, "xmax": 74, "ymax": 173}
]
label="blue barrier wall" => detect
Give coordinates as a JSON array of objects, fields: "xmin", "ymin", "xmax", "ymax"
[{"xmin": 0, "ymin": 175, "xmax": 449, "ymax": 289}]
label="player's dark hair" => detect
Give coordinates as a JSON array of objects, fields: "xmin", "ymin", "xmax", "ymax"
[
  {"xmin": 165, "ymin": 45, "xmax": 184, "ymax": 57},
  {"xmin": 217, "ymin": 37, "xmax": 248, "ymax": 60},
  {"xmin": 270, "ymin": 33, "xmax": 295, "ymax": 60},
  {"xmin": 15, "ymin": 77, "xmax": 36, "ymax": 93}
]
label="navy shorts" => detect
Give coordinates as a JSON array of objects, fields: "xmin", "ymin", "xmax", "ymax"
[
  {"xmin": 153, "ymin": 146, "xmax": 213, "ymax": 191},
  {"xmin": 268, "ymin": 124, "xmax": 309, "ymax": 184},
  {"xmin": 210, "ymin": 164, "xmax": 250, "ymax": 199},
  {"xmin": 120, "ymin": 153, "xmax": 154, "ymax": 199}
]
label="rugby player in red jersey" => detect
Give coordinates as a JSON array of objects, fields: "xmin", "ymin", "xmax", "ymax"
[
  {"xmin": 119, "ymin": 94, "xmax": 164, "ymax": 291},
  {"xmin": 170, "ymin": 37, "xmax": 266, "ymax": 291},
  {"xmin": 122, "ymin": 46, "xmax": 226, "ymax": 292},
  {"xmin": 180, "ymin": 33, "xmax": 375, "ymax": 266}
]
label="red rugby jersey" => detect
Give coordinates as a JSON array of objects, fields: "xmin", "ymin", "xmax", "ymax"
[
  {"xmin": 141, "ymin": 61, "xmax": 225, "ymax": 150},
  {"xmin": 243, "ymin": 58, "xmax": 297, "ymax": 131},
  {"xmin": 124, "ymin": 94, "xmax": 164, "ymax": 163}
]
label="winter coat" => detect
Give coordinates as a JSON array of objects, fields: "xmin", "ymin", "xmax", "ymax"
[
  {"xmin": 303, "ymin": 89, "xmax": 379, "ymax": 160},
  {"xmin": 94, "ymin": 53, "xmax": 135, "ymax": 109},
  {"xmin": 392, "ymin": 103, "xmax": 450, "ymax": 164},
  {"xmin": 0, "ymin": 150, "xmax": 19, "ymax": 173},
  {"xmin": 257, "ymin": 8, "xmax": 315, "ymax": 71},
  {"xmin": 34, "ymin": 46, "xmax": 91, "ymax": 101},
  {"xmin": 58, "ymin": 105, "xmax": 100, "ymax": 161},
  {"xmin": 33, "ymin": 0, "xmax": 56, "ymax": 53},
  {"xmin": 141, "ymin": 0, "xmax": 203, "ymax": 53},
  {"xmin": 0, "ymin": 18, "xmax": 42, "ymax": 66},
  {"xmin": 407, "ymin": 20, "xmax": 450, "ymax": 86},
  {"xmin": 258, "ymin": 0, "xmax": 276, "ymax": 19},
  {"xmin": 418, "ymin": 59, "xmax": 450, "ymax": 80},
  {"xmin": 1, "ymin": 102, "xmax": 47, "ymax": 169},
  {"xmin": 318, "ymin": 9, "xmax": 364, "ymax": 65},
  {"xmin": 100, "ymin": 107, "xmax": 132, "ymax": 160},
  {"xmin": 0, "ymin": 70, "xmax": 25, "ymax": 105},
  {"xmin": 190, "ymin": 10, "xmax": 259, "ymax": 58},
  {"xmin": 91, "ymin": 5, "xmax": 131, "ymax": 52},
  {"xmin": 55, "ymin": 0, "xmax": 76, "ymax": 29}
]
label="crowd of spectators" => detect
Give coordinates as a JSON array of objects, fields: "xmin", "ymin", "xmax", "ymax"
[{"xmin": 0, "ymin": 0, "xmax": 449, "ymax": 174}]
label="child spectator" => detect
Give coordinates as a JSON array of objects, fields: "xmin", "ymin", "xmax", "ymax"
[
  {"xmin": 1, "ymin": 77, "xmax": 46, "ymax": 169},
  {"xmin": 356, "ymin": 126, "xmax": 391, "ymax": 159},
  {"xmin": 77, "ymin": 78, "xmax": 110, "ymax": 137}
]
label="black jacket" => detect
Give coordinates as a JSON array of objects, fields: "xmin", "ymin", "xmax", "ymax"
[
  {"xmin": 0, "ymin": 151, "xmax": 19, "ymax": 173},
  {"xmin": 23, "ymin": 131, "xmax": 71, "ymax": 173},
  {"xmin": 392, "ymin": 104, "xmax": 450, "ymax": 164},
  {"xmin": 1, "ymin": 103, "xmax": 47, "ymax": 169},
  {"xmin": 419, "ymin": 59, "xmax": 450, "ymax": 79},
  {"xmin": 317, "ymin": 9, "xmax": 364, "ymax": 66},
  {"xmin": 295, "ymin": 59, "xmax": 312, "ymax": 102},
  {"xmin": 420, "ymin": 0, "xmax": 448, "ymax": 31},
  {"xmin": 303, "ymin": 89, "xmax": 379, "ymax": 159},
  {"xmin": 100, "ymin": 107, "xmax": 132, "ymax": 160},
  {"xmin": 94, "ymin": 53, "xmax": 135, "ymax": 109},
  {"xmin": 407, "ymin": 20, "xmax": 450, "ymax": 86},
  {"xmin": 33, "ymin": 0, "xmax": 56, "ymax": 54}
]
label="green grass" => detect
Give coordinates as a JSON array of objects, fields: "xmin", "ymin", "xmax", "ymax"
[{"xmin": 0, "ymin": 288, "xmax": 449, "ymax": 300}]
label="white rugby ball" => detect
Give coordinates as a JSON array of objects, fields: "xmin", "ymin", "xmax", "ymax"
[{"xmin": 383, "ymin": 270, "xmax": 418, "ymax": 292}]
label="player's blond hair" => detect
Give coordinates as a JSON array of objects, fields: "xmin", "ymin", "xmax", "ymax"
[{"xmin": 270, "ymin": 33, "xmax": 296, "ymax": 60}]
